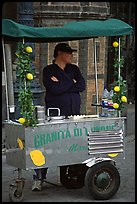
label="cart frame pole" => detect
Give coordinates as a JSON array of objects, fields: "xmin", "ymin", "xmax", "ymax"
[
  {"xmin": 118, "ymin": 37, "xmax": 121, "ymax": 80},
  {"xmin": 93, "ymin": 38, "xmax": 99, "ymax": 115},
  {"xmin": 22, "ymin": 38, "xmax": 27, "ymax": 91},
  {"xmin": 2, "ymin": 37, "xmax": 10, "ymax": 120},
  {"xmin": 118, "ymin": 37, "xmax": 121, "ymax": 117}
]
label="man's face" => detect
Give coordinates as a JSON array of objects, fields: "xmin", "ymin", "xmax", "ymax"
[{"xmin": 58, "ymin": 51, "xmax": 73, "ymax": 64}]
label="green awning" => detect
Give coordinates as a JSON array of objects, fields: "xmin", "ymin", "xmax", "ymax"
[{"xmin": 2, "ymin": 18, "xmax": 133, "ymax": 42}]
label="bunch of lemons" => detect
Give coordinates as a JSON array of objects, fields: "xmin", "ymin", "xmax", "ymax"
[
  {"xmin": 113, "ymin": 85, "xmax": 127, "ymax": 109},
  {"xmin": 112, "ymin": 40, "xmax": 127, "ymax": 111},
  {"xmin": 25, "ymin": 46, "xmax": 34, "ymax": 81}
]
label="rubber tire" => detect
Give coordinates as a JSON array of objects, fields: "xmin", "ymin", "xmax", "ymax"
[
  {"xmin": 60, "ymin": 164, "xmax": 88, "ymax": 189},
  {"xmin": 85, "ymin": 161, "xmax": 120, "ymax": 200},
  {"xmin": 9, "ymin": 186, "xmax": 24, "ymax": 202}
]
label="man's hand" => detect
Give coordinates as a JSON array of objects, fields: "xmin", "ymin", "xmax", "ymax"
[{"xmin": 51, "ymin": 76, "xmax": 59, "ymax": 82}]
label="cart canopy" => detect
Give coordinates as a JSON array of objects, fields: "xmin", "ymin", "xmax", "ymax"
[{"xmin": 2, "ymin": 18, "xmax": 133, "ymax": 42}]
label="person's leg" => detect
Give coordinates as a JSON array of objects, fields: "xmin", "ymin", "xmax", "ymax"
[
  {"xmin": 32, "ymin": 168, "xmax": 48, "ymax": 191},
  {"xmin": 40, "ymin": 168, "xmax": 48, "ymax": 181}
]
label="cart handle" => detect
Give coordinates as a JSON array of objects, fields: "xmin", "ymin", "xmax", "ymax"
[{"xmin": 47, "ymin": 108, "xmax": 60, "ymax": 117}]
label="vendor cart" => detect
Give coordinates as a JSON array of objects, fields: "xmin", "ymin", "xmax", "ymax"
[{"xmin": 2, "ymin": 18, "xmax": 133, "ymax": 202}]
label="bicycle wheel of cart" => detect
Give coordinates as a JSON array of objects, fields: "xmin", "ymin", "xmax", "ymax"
[
  {"xmin": 60, "ymin": 164, "xmax": 88, "ymax": 189},
  {"xmin": 85, "ymin": 161, "xmax": 120, "ymax": 200}
]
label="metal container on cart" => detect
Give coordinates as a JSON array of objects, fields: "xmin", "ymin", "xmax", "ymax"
[
  {"xmin": 5, "ymin": 114, "xmax": 125, "ymax": 201},
  {"xmin": 5, "ymin": 116, "xmax": 125, "ymax": 170}
]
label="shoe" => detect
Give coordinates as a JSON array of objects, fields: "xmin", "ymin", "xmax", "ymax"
[{"xmin": 32, "ymin": 180, "xmax": 42, "ymax": 191}]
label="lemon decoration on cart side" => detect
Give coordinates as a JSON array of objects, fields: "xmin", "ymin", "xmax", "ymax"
[
  {"xmin": 108, "ymin": 153, "xmax": 119, "ymax": 157},
  {"xmin": 17, "ymin": 138, "xmax": 24, "ymax": 150},
  {"xmin": 25, "ymin": 46, "xmax": 33, "ymax": 53},
  {"xmin": 30, "ymin": 150, "xmax": 46, "ymax": 166},
  {"xmin": 26, "ymin": 73, "xmax": 33, "ymax": 80}
]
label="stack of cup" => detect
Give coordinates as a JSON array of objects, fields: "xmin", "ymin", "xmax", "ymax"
[{"xmin": 36, "ymin": 106, "xmax": 45, "ymax": 124}]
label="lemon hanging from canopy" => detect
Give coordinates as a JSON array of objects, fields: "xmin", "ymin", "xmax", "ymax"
[
  {"xmin": 113, "ymin": 103, "xmax": 119, "ymax": 109},
  {"xmin": 114, "ymin": 86, "xmax": 120, "ymax": 92},
  {"xmin": 25, "ymin": 46, "xmax": 33, "ymax": 53},
  {"xmin": 121, "ymin": 96, "xmax": 127, "ymax": 102},
  {"xmin": 113, "ymin": 41, "xmax": 119, "ymax": 48},
  {"xmin": 26, "ymin": 73, "xmax": 33, "ymax": 80},
  {"xmin": 18, "ymin": 117, "xmax": 26, "ymax": 124}
]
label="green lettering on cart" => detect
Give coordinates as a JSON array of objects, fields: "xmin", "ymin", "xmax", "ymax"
[
  {"xmin": 33, "ymin": 123, "xmax": 116, "ymax": 148},
  {"xmin": 74, "ymin": 128, "xmax": 82, "ymax": 137},
  {"xmin": 58, "ymin": 130, "xmax": 64, "ymax": 139},
  {"xmin": 34, "ymin": 135, "xmax": 41, "ymax": 148},
  {"xmin": 66, "ymin": 129, "xmax": 71, "ymax": 138},
  {"xmin": 68, "ymin": 143, "xmax": 88, "ymax": 152},
  {"xmin": 68, "ymin": 144, "xmax": 78, "ymax": 152},
  {"xmin": 83, "ymin": 127, "xmax": 88, "ymax": 136},
  {"xmin": 51, "ymin": 132, "xmax": 58, "ymax": 142},
  {"xmin": 45, "ymin": 133, "xmax": 51, "ymax": 144}
]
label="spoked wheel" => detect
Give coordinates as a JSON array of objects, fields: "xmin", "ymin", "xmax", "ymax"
[
  {"xmin": 60, "ymin": 164, "xmax": 88, "ymax": 189},
  {"xmin": 9, "ymin": 178, "xmax": 25, "ymax": 202},
  {"xmin": 85, "ymin": 161, "xmax": 120, "ymax": 200}
]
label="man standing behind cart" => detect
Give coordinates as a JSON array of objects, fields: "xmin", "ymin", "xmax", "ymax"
[{"xmin": 32, "ymin": 43, "xmax": 86, "ymax": 191}]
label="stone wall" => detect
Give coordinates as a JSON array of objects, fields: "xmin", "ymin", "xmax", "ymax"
[{"xmin": 33, "ymin": 2, "xmax": 110, "ymax": 114}]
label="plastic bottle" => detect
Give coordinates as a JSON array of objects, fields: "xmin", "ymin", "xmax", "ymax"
[
  {"xmin": 101, "ymin": 86, "xmax": 109, "ymax": 116},
  {"xmin": 108, "ymin": 90, "xmax": 117, "ymax": 117}
]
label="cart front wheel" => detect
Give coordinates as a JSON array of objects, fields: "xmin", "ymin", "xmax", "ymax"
[
  {"xmin": 9, "ymin": 179, "xmax": 25, "ymax": 202},
  {"xmin": 60, "ymin": 164, "xmax": 88, "ymax": 189},
  {"xmin": 85, "ymin": 161, "xmax": 120, "ymax": 200}
]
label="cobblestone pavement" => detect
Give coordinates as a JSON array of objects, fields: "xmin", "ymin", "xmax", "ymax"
[{"xmin": 2, "ymin": 133, "xmax": 135, "ymax": 202}]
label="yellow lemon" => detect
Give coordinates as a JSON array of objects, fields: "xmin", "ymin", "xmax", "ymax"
[
  {"xmin": 25, "ymin": 46, "xmax": 33, "ymax": 53},
  {"xmin": 26, "ymin": 73, "xmax": 33, "ymax": 80},
  {"xmin": 113, "ymin": 103, "xmax": 119, "ymax": 109},
  {"xmin": 30, "ymin": 150, "xmax": 45, "ymax": 166},
  {"xmin": 113, "ymin": 41, "xmax": 119, "ymax": 48},
  {"xmin": 18, "ymin": 117, "xmax": 25, "ymax": 124},
  {"xmin": 17, "ymin": 138, "xmax": 24, "ymax": 150},
  {"xmin": 15, "ymin": 53, "xmax": 19, "ymax": 57},
  {"xmin": 108, "ymin": 153, "xmax": 118, "ymax": 157},
  {"xmin": 121, "ymin": 96, "xmax": 127, "ymax": 103},
  {"xmin": 114, "ymin": 86, "xmax": 120, "ymax": 92}
]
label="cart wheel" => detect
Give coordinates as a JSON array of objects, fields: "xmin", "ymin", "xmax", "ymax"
[
  {"xmin": 85, "ymin": 161, "xmax": 120, "ymax": 200},
  {"xmin": 60, "ymin": 164, "xmax": 88, "ymax": 189},
  {"xmin": 9, "ymin": 179, "xmax": 25, "ymax": 202}
]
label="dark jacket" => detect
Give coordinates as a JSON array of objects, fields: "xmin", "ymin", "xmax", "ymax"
[{"xmin": 43, "ymin": 63, "xmax": 85, "ymax": 116}]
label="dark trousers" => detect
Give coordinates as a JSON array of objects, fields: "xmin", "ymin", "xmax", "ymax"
[{"xmin": 34, "ymin": 168, "xmax": 48, "ymax": 181}]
